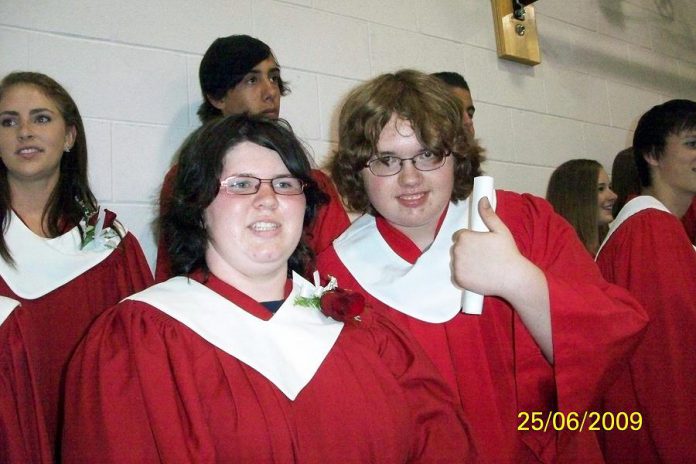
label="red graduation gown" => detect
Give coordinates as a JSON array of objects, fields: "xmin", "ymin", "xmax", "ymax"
[
  {"xmin": 62, "ymin": 272, "xmax": 476, "ymax": 463},
  {"xmin": 681, "ymin": 197, "xmax": 696, "ymax": 244},
  {"xmin": 154, "ymin": 164, "xmax": 350, "ymax": 281},
  {"xmin": 318, "ymin": 190, "xmax": 648, "ymax": 464},
  {"xmin": 0, "ymin": 216, "xmax": 153, "ymax": 461},
  {"xmin": 596, "ymin": 207, "xmax": 696, "ymax": 463},
  {"xmin": 0, "ymin": 309, "xmax": 51, "ymax": 463}
]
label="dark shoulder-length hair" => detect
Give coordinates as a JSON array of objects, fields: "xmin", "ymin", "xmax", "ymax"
[
  {"xmin": 330, "ymin": 69, "xmax": 484, "ymax": 214},
  {"xmin": 0, "ymin": 71, "xmax": 96, "ymax": 264},
  {"xmin": 634, "ymin": 99, "xmax": 696, "ymax": 187},
  {"xmin": 610, "ymin": 147, "xmax": 640, "ymax": 217},
  {"xmin": 546, "ymin": 159, "xmax": 605, "ymax": 254},
  {"xmin": 161, "ymin": 114, "xmax": 328, "ymax": 276}
]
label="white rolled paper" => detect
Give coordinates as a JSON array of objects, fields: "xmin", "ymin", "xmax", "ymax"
[{"xmin": 460, "ymin": 176, "xmax": 496, "ymax": 315}]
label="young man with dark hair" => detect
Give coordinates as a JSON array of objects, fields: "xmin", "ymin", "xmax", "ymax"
[
  {"xmin": 432, "ymin": 71, "xmax": 475, "ymax": 137},
  {"xmin": 596, "ymin": 99, "xmax": 696, "ymax": 463}
]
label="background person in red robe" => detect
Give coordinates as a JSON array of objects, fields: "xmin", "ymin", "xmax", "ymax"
[
  {"xmin": 317, "ymin": 70, "xmax": 648, "ymax": 464},
  {"xmin": 546, "ymin": 159, "xmax": 618, "ymax": 255},
  {"xmin": 596, "ymin": 99, "xmax": 696, "ymax": 463},
  {"xmin": 155, "ymin": 35, "xmax": 348, "ymax": 281},
  {"xmin": 63, "ymin": 115, "xmax": 475, "ymax": 463},
  {"xmin": 0, "ymin": 72, "xmax": 153, "ymax": 462}
]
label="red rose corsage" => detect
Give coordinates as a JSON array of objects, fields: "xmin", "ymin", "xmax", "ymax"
[
  {"xmin": 295, "ymin": 272, "xmax": 365, "ymax": 323},
  {"xmin": 76, "ymin": 197, "xmax": 121, "ymax": 251},
  {"xmin": 320, "ymin": 287, "xmax": 365, "ymax": 322}
]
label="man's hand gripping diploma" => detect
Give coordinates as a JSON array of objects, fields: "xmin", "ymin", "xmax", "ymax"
[{"xmin": 451, "ymin": 196, "xmax": 554, "ymax": 362}]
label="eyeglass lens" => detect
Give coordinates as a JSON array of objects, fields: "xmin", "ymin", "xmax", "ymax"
[
  {"xmin": 221, "ymin": 176, "xmax": 304, "ymax": 195},
  {"xmin": 367, "ymin": 151, "xmax": 447, "ymax": 176}
]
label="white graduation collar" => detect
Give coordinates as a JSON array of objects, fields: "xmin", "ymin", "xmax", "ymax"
[
  {"xmin": 0, "ymin": 211, "xmax": 122, "ymax": 299},
  {"xmin": 596, "ymin": 195, "xmax": 695, "ymax": 257},
  {"xmin": 334, "ymin": 200, "xmax": 469, "ymax": 323},
  {"xmin": 126, "ymin": 273, "xmax": 344, "ymax": 400},
  {"xmin": 0, "ymin": 296, "xmax": 20, "ymax": 326}
]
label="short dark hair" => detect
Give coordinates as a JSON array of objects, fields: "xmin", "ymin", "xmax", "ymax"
[
  {"xmin": 633, "ymin": 99, "xmax": 696, "ymax": 187},
  {"xmin": 431, "ymin": 72, "xmax": 470, "ymax": 91},
  {"xmin": 197, "ymin": 35, "xmax": 290, "ymax": 123},
  {"xmin": 161, "ymin": 115, "xmax": 327, "ymax": 276},
  {"xmin": 331, "ymin": 70, "xmax": 483, "ymax": 213},
  {"xmin": 0, "ymin": 71, "xmax": 97, "ymax": 264}
]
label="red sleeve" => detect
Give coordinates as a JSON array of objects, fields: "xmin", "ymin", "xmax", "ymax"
[
  {"xmin": 498, "ymin": 192, "xmax": 648, "ymax": 413},
  {"xmin": 0, "ymin": 313, "xmax": 52, "ymax": 464},
  {"xmin": 355, "ymin": 309, "xmax": 477, "ymax": 463},
  {"xmin": 117, "ymin": 232, "xmax": 155, "ymax": 292},
  {"xmin": 154, "ymin": 165, "xmax": 178, "ymax": 282},
  {"xmin": 306, "ymin": 170, "xmax": 350, "ymax": 254},
  {"xmin": 681, "ymin": 197, "xmax": 696, "ymax": 244},
  {"xmin": 62, "ymin": 302, "xmax": 217, "ymax": 463},
  {"xmin": 596, "ymin": 209, "xmax": 696, "ymax": 462}
]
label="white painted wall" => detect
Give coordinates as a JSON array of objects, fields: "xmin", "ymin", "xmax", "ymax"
[{"xmin": 2, "ymin": 0, "xmax": 694, "ymax": 267}]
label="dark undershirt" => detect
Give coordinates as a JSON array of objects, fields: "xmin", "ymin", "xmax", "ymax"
[{"xmin": 261, "ymin": 300, "xmax": 285, "ymax": 313}]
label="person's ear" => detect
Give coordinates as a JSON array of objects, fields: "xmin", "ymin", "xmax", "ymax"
[
  {"xmin": 64, "ymin": 125, "xmax": 77, "ymax": 151},
  {"xmin": 207, "ymin": 93, "xmax": 226, "ymax": 111},
  {"xmin": 644, "ymin": 148, "xmax": 660, "ymax": 167}
]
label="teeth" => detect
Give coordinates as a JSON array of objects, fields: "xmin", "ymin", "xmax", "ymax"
[
  {"xmin": 251, "ymin": 222, "xmax": 279, "ymax": 231},
  {"xmin": 18, "ymin": 148, "xmax": 40, "ymax": 154},
  {"xmin": 400, "ymin": 193, "xmax": 424, "ymax": 200}
]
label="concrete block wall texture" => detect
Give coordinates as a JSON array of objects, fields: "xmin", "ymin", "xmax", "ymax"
[{"xmin": 1, "ymin": 0, "xmax": 695, "ymax": 268}]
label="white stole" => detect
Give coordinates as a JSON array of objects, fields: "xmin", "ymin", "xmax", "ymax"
[
  {"xmin": 126, "ymin": 273, "xmax": 344, "ymax": 400},
  {"xmin": 0, "ymin": 212, "xmax": 123, "ymax": 299},
  {"xmin": 596, "ymin": 195, "xmax": 696, "ymax": 257},
  {"xmin": 334, "ymin": 200, "xmax": 470, "ymax": 323},
  {"xmin": 0, "ymin": 296, "xmax": 20, "ymax": 326}
]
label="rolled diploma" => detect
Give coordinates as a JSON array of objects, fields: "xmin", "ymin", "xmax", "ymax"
[{"xmin": 460, "ymin": 176, "xmax": 496, "ymax": 315}]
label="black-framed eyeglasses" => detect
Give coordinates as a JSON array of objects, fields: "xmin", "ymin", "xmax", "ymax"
[
  {"xmin": 219, "ymin": 176, "xmax": 306, "ymax": 195},
  {"xmin": 364, "ymin": 151, "xmax": 451, "ymax": 177}
]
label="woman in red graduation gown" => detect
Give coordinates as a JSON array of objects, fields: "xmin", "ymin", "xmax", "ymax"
[
  {"xmin": 154, "ymin": 35, "xmax": 349, "ymax": 282},
  {"xmin": 62, "ymin": 115, "xmax": 474, "ymax": 463},
  {"xmin": 0, "ymin": 72, "xmax": 153, "ymax": 462},
  {"xmin": 596, "ymin": 99, "xmax": 696, "ymax": 463},
  {"xmin": 317, "ymin": 70, "xmax": 648, "ymax": 464}
]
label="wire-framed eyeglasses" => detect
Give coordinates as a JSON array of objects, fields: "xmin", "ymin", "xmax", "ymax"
[
  {"xmin": 364, "ymin": 151, "xmax": 450, "ymax": 177},
  {"xmin": 219, "ymin": 176, "xmax": 306, "ymax": 195}
]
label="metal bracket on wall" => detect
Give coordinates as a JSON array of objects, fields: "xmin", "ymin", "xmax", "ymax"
[{"xmin": 491, "ymin": 0, "xmax": 541, "ymax": 66}]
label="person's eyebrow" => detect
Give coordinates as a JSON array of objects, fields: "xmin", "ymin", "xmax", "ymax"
[{"xmin": 0, "ymin": 108, "xmax": 55, "ymax": 116}]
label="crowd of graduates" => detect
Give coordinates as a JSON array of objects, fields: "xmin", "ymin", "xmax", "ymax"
[{"xmin": 1, "ymin": 34, "xmax": 694, "ymax": 463}]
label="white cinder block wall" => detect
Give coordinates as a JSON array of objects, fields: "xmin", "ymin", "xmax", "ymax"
[{"xmin": 2, "ymin": 0, "xmax": 695, "ymax": 268}]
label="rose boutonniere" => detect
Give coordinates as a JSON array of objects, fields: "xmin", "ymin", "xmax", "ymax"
[
  {"xmin": 77, "ymin": 199, "xmax": 120, "ymax": 251},
  {"xmin": 295, "ymin": 271, "xmax": 365, "ymax": 323}
]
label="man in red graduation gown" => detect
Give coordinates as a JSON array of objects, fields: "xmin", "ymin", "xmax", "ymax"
[
  {"xmin": 155, "ymin": 35, "xmax": 349, "ymax": 281},
  {"xmin": 318, "ymin": 70, "xmax": 648, "ymax": 463},
  {"xmin": 596, "ymin": 99, "xmax": 696, "ymax": 463}
]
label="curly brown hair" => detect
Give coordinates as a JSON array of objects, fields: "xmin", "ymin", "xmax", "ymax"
[{"xmin": 330, "ymin": 69, "xmax": 484, "ymax": 213}]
